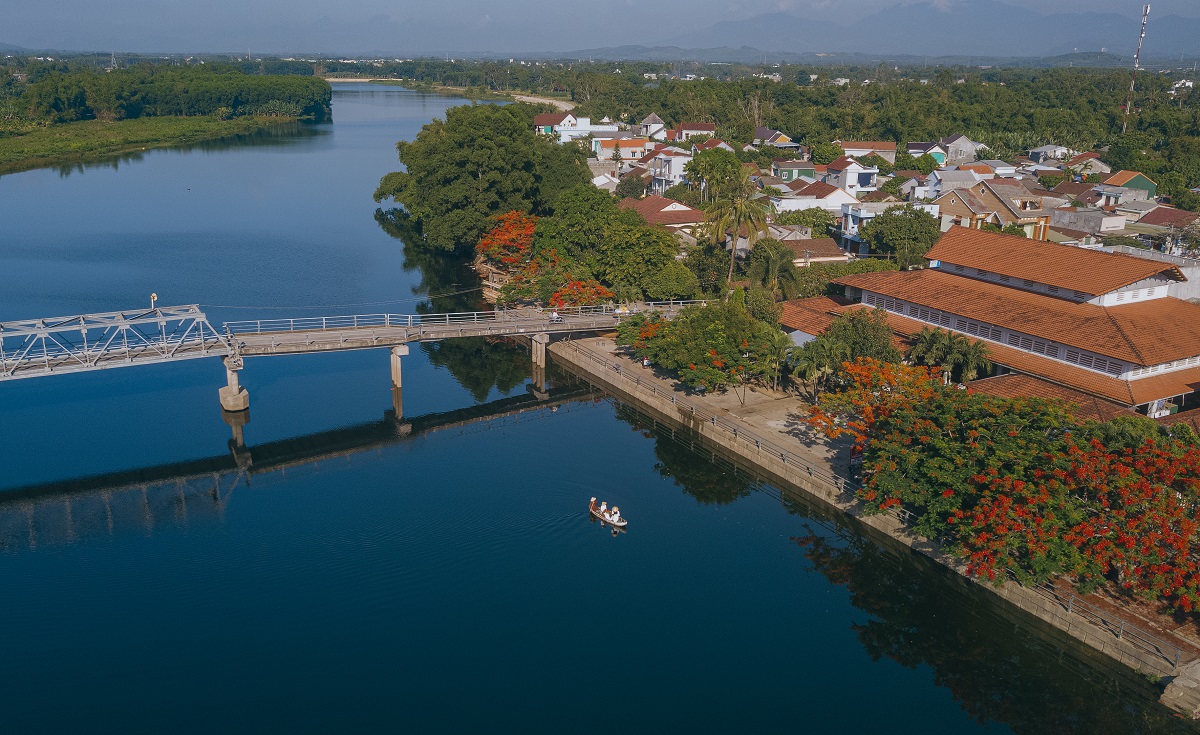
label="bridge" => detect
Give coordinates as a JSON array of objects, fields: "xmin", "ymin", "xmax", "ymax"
[{"xmin": 0, "ymin": 301, "xmax": 698, "ymax": 414}]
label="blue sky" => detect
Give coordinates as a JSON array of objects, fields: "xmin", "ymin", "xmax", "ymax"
[{"xmin": 6, "ymin": 0, "xmax": 1197, "ymax": 55}]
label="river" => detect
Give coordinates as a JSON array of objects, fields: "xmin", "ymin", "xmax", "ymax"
[{"xmin": 0, "ymin": 84, "xmax": 1189, "ymax": 733}]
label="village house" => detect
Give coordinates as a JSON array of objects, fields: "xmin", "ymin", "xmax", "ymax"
[
  {"xmin": 618, "ymin": 195, "xmax": 705, "ymax": 235},
  {"xmin": 825, "ymin": 156, "xmax": 879, "ymax": 197},
  {"xmin": 783, "ymin": 236, "xmax": 852, "ymax": 267},
  {"xmin": 532, "ymin": 113, "xmax": 619, "ymax": 143},
  {"xmin": 1027, "ymin": 144, "xmax": 1072, "ymax": 163},
  {"xmin": 592, "ymin": 138, "xmax": 652, "ymax": 163},
  {"xmin": 834, "ymin": 140, "xmax": 897, "ymax": 164},
  {"xmin": 796, "ymin": 227, "xmax": 1200, "ymax": 416},
  {"xmin": 773, "ymin": 180, "xmax": 857, "ymax": 214},
  {"xmin": 905, "ymin": 142, "xmax": 947, "ymax": 164},
  {"xmin": 665, "ymin": 122, "xmax": 717, "ymax": 142},
  {"xmin": 631, "ymin": 113, "xmax": 667, "ymax": 140},
  {"xmin": 1065, "ymin": 152, "xmax": 1112, "ymax": 176},
  {"xmin": 1049, "ymin": 206, "xmax": 1127, "ymax": 235},
  {"xmin": 942, "ymin": 178, "xmax": 1055, "ymax": 239},
  {"xmin": 647, "ymin": 147, "xmax": 693, "ymax": 194},
  {"xmin": 771, "ymin": 159, "xmax": 817, "ymax": 182},
  {"xmin": 839, "ymin": 201, "xmax": 939, "ymax": 255},
  {"xmin": 693, "ymin": 138, "xmax": 736, "ymax": 153},
  {"xmin": 938, "ymin": 134, "xmax": 985, "ymax": 164},
  {"xmin": 1103, "ymin": 170, "xmax": 1158, "ymax": 198},
  {"xmin": 924, "ymin": 169, "xmax": 983, "ymax": 200},
  {"xmin": 753, "ymin": 127, "xmax": 802, "ymax": 151}
]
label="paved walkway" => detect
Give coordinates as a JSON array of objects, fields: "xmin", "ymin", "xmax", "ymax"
[{"xmin": 569, "ymin": 335, "xmax": 852, "ymax": 475}]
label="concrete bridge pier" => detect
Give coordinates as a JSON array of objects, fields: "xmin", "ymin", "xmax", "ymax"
[
  {"xmin": 221, "ymin": 408, "xmax": 253, "ymax": 468},
  {"xmin": 218, "ymin": 356, "xmax": 249, "ymax": 412},
  {"xmin": 390, "ymin": 344, "xmax": 410, "ymax": 419},
  {"xmin": 530, "ymin": 333, "xmax": 550, "ymax": 398}
]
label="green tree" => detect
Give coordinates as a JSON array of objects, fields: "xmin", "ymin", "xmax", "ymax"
[
  {"xmin": 825, "ymin": 308, "xmax": 901, "ymax": 364},
  {"xmin": 661, "ymin": 182, "xmax": 704, "ymax": 207},
  {"xmin": 703, "ymin": 167, "xmax": 775, "ymax": 283},
  {"xmin": 793, "ymin": 258, "xmax": 899, "ymax": 299},
  {"xmin": 373, "ymin": 103, "xmax": 588, "ymax": 253},
  {"xmin": 775, "ymin": 207, "xmax": 836, "ymax": 233},
  {"xmin": 810, "ymin": 142, "xmax": 845, "ymax": 165},
  {"xmin": 685, "ymin": 147, "xmax": 742, "ymax": 202},
  {"xmin": 858, "ymin": 205, "xmax": 941, "ymax": 268},
  {"xmin": 684, "ymin": 243, "xmax": 731, "ymax": 296},
  {"xmin": 614, "ymin": 174, "xmax": 645, "ymax": 200},
  {"xmin": 746, "ymin": 238, "xmax": 800, "ymax": 300},
  {"xmin": 791, "ymin": 336, "xmax": 851, "ymax": 401}
]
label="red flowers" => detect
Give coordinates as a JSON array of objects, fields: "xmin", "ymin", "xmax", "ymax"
[{"xmin": 475, "ymin": 211, "xmax": 537, "ymax": 266}]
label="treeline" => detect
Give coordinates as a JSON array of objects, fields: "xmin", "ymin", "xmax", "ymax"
[{"xmin": 8, "ymin": 65, "xmax": 331, "ymax": 124}]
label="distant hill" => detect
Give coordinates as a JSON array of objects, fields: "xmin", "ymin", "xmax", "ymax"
[
  {"xmin": 666, "ymin": 0, "xmax": 1200, "ymax": 59},
  {"xmin": 0, "ymin": 42, "xmax": 34, "ymax": 54}
]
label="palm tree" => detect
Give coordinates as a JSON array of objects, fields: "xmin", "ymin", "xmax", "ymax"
[
  {"xmin": 955, "ymin": 339, "xmax": 993, "ymax": 383},
  {"xmin": 791, "ymin": 338, "xmax": 851, "ymax": 401},
  {"xmin": 704, "ymin": 168, "xmax": 774, "ymax": 285},
  {"xmin": 747, "ymin": 238, "xmax": 800, "ymax": 300},
  {"xmin": 906, "ymin": 326, "xmax": 950, "ymax": 368},
  {"xmin": 938, "ymin": 332, "xmax": 971, "ymax": 385},
  {"xmin": 763, "ymin": 329, "xmax": 794, "ymax": 393}
]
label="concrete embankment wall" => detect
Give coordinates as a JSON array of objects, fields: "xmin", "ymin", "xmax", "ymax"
[{"xmin": 548, "ymin": 337, "xmax": 1198, "ymax": 710}]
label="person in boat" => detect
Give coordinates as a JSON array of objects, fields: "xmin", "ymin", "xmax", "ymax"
[
  {"xmin": 609, "ymin": 506, "xmax": 621, "ymax": 523},
  {"xmin": 589, "ymin": 497, "xmax": 598, "ymax": 513}
]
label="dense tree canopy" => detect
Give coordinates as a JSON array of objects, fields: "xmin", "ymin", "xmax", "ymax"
[
  {"xmin": 375, "ymin": 103, "xmax": 589, "ymax": 253},
  {"xmin": 859, "ymin": 206, "xmax": 942, "ymax": 268}
]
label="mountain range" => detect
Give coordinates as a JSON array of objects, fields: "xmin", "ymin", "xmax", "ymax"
[{"xmin": 664, "ymin": 1, "xmax": 1200, "ymax": 59}]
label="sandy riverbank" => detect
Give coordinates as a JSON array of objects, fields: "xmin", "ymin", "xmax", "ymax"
[{"xmin": 321, "ymin": 79, "xmax": 574, "ymax": 110}]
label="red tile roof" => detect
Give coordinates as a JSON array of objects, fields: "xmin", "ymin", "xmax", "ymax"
[
  {"xmin": 618, "ymin": 195, "xmax": 704, "ymax": 227},
  {"xmin": 1138, "ymin": 206, "xmax": 1200, "ymax": 228},
  {"xmin": 779, "ymin": 296, "xmax": 851, "ymax": 334},
  {"xmin": 1067, "ymin": 152, "xmax": 1101, "ymax": 166},
  {"xmin": 790, "ymin": 181, "xmax": 841, "ymax": 198},
  {"xmin": 1053, "ymin": 181, "xmax": 1094, "ymax": 197},
  {"xmin": 1104, "ymin": 170, "xmax": 1156, "ymax": 187},
  {"xmin": 923, "ymin": 226, "xmax": 1182, "ymax": 296},
  {"xmin": 826, "ymin": 155, "xmax": 860, "ymax": 171},
  {"xmin": 968, "ymin": 374, "xmax": 1132, "ymax": 422},
  {"xmin": 840, "ymin": 303, "xmax": 1200, "ymax": 406},
  {"xmin": 833, "ymin": 267, "xmax": 1200, "ymax": 366},
  {"xmin": 784, "ymin": 237, "xmax": 846, "ymax": 260},
  {"xmin": 680, "ymin": 122, "xmax": 717, "ymax": 132},
  {"xmin": 534, "ymin": 113, "xmax": 569, "ymax": 126}
]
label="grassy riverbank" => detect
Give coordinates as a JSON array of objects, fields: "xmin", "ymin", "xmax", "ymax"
[
  {"xmin": 0, "ymin": 115, "xmax": 300, "ymax": 176},
  {"xmin": 327, "ymin": 78, "xmax": 574, "ymax": 109}
]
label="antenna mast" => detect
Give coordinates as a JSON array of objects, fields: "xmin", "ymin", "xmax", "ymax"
[{"xmin": 1122, "ymin": 4, "xmax": 1151, "ymax": 134}]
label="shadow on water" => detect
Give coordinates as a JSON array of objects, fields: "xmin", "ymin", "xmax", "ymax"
[
  {"xmin": 376, "ymin": 206, "xmax": 532, "ymax": 402},
  {"xmin": 0, "ymin": 379, "xmax": 600, "ymax": 552},
  {"xmin": 609, "ymin": 401, "xmax": 1199, "ymax": 735},
  {"xmin": 50, "ymin": 120, "xmax": 330, "ymax": 178}
]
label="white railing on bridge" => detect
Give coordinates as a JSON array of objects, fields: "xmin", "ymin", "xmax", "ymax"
[{"xmin": 222, "ymin": 301, "xmax": 707, "ymax": 336}]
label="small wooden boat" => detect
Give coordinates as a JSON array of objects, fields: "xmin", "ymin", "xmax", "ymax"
[{"xmin": 589, "ymin": 506, "xmax": 628, "ymax": 528}]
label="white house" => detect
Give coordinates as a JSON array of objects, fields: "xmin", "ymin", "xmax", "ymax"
[
  {"xmin": 773, "ymin": 180, "xmax": 857, "ymax": 214},
  {"xmin": 649, "ymin": 147, "xmax": 693, "ymax": 194},
  {"xmin": 1028, "ymin": 144, "xmax": 1073, "ymax": 163},
  {"xmin": 825, "ymin": 156, "xmax": 879, "ymax": 197},
  {"xmin": 926, "ymin": 169, "xmax": 983, "ymax": 199},
  {"xmin": 632, "ymin": 113, "xmax": 667, "ymax": 140},
  {"xmin": 537, "ymin": 115, "xmax": 619, "ymax": 144},
  {"xmin": 593, "ymin": 137, "xmax": 652, "ymax": 162}
]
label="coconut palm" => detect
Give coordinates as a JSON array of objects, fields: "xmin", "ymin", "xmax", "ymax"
[
  {"xmin": 938, "ymin": 332, "xmax": 972, "ymax": 384},
  {"xmin": 703, "ymin": 168, "xmax": 774, "ymax": 285},
  {"xmin": 906, "ymin": 326, "xmax": 950, "ymax": 368},
  {"xmin": 955, "ymin": 339, "xmax": 993, "ymax": 383},
  {"xmin": 790, "ymin": 338, "xmax": 851, "ymax": 401},
  {"xmin": 747, "ymin": 238, "xmax": 801, "ymax": 300}
]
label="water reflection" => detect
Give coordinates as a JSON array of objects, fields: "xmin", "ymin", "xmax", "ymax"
[
  {"xmin": 608, "ymin": 401, "xmax": 1191, "ymax": 734},
  {"xmin": 50, "ymin": 121, "xmax": 329, "ymax": 178},
  {"xmin": 0, "ymin": 382, "xmax": 597, "ymax": 552}
]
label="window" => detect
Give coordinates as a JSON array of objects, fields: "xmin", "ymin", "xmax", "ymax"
[
  {"xmin": 1131, "ymin": 290, "xmax": 1140, "ymax": 299},
  {"xmin": 1023, "ymin": 279, "xmax": 1035, "ymax": 288},
  {"xmin": 1147, "ymin": 287, "xmax": 1157, "ymax": 297},
  {"xmin": 990, "ymin": 328, "xmax": 1002, "ymax": 341},
  {"xmin": 1073, "ymin": 291, "xmax": 1087, "ymax": 300},
  {"xmin": 1047, "ymin": 286, "xmax": 1059, "ymax": 294},
  {"xmin": 956, "ymin": 318, "xmax": 968, "ymax": 330},
  {"xmin": 999, "ymin": 275, "xmax": 1010, "ymax": 283},
  {"xmin": 975, "ymin": 269, "xmax": 988, "ymax": 277},
  {"xmin": 1115, "ymin": 291, "xmax": 1125, "ymax": 302},
  {"xmin": 954, "ymin": 264, "xmax": 964, "ymax": 272}
]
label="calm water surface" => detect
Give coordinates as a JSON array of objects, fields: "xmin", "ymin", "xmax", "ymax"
[{"xmin": 0, "ymin": 85, "xmax": 1188, "ymax": 733}]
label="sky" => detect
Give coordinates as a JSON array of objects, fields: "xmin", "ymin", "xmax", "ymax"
[{"xmin": 5, "ymin": 0, "xmax": 1199, "ymax": 56}]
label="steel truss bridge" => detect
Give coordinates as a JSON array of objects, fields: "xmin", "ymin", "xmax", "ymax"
[{"xmin": 0, "ymin": 302, "xmax": 698, "ymax": 381}]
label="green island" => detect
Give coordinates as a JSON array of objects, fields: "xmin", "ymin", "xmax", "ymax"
[{"xmin": 0, "ymin": 62, "xmax": 331, "ymax": 175}]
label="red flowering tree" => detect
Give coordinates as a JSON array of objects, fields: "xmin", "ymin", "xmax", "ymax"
[
  {"xmin": 549, "ymin": 279, "xmax": 614, "ymax": 307},
  {"xmin": 475, "ymin": 211, "xmax": 538, "ymax": 268}
]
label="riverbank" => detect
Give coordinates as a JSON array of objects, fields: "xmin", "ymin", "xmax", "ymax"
[
  {"xmin": 548, "ymin": 333, "xmax": 1200, "ymax": 718},
  {"xmin": 321, "ymin": 77, "xmax": 575, "ymax": 110},
  {"xmin": 0, "ymin": 115, "xmax": 300, "ymax": 176}
]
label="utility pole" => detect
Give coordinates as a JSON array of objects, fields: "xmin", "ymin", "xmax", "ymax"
[{"xmin": 1122, "ymin": 4, "xmax": 1151, "ymax": 135}]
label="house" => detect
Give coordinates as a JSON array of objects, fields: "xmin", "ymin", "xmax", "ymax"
[
  {"xmin": 593, "ymin": 138, "xmax": 652, "ymax": 162},
  {"xmin": 957, "ymin": 162, "xmax": 994, "ymax": 177},
  {"xmin": 938, "ymin": 134, "xmax": 985, "ymax": 164},
  {"xmin": 1094, "ymin": 183, "xmax": 1151, "ymax": 208},
  {"xmin": 693, "ymin": 138, "xmax": 736, "ymax": 153},
  {"xmin": 618, "ymin": 195, "xmax": 704, "ymax": 231},
  {"xmin": 533, "ymin": 113, "xmax": 576, "ymax": 136},
  {"xmin": 834, "ymin": 140, "xmax": 897, "ymax": 164},
  {"xmin": 771, "ymin": 159, "xmax": 817, "ymax": 182},
  {"xmin": 1027, "ymin": 144, "xmax": 1072, "ymax": 163},
  {"xmin": 906, "ymin": 142, "xmax": 947, "ymax": 165},
  {"xmin": 979, "ymin": 160, "xmax": 1019, "ymax": 177},
  {"xmin": 932, "ymin": 178, "xmax": 1054, "ymax": 239},
  {"xmin": 892, "ymin": 171, "xmax": 930, "ymax": 200},
  {"xmin": 631, "ymin": 113, "xmax": 667, "ymax": 140},
  {"xmin": 783, "ymin": 237, "xmax": 852, "ymax": 267},
  {"xmin": 1049, "ymin": 206, "xmax": 1126, "ymax": 235},
  {"xmin": 925, "ymin": 169, "xmax": 983, "ymax": 199},
  {"xmin": 1046, "ymin": 226, "xmax": 1099, "ymax": 248},
  {"xmin": 773, "ymin": 180, "xmax": 857, "ymax": 214},
  {"xmin": 1065, "ymin": 152, "xmax": 1112, "ymax": 176},
  {"xmin": 591, "ymin": 172, "xmax": 620, "ymax": 192},
  {"xmin": 825, "ymin": 156, "xmax": 879, "ymax": 197},
  {"xmin": 648, "ymin": 147, "xmax": 693, "ymax": 194},
  {"xmin": 666, "ymin": 122, "xmax": 717, "ymax": 141},
  {"xmin": 830, "ymin": 226, "xmax": 1200, "ymax": 414},
  {"xmin": 839, "ymin": 202, "xmax": 939, "ymax": 254},
  {"xmin": 753, "ymin": 127, "xmax": 801, "ymax": 150},
  {"xmin": 1104, "ymin": 170, "xmax": 1158, "ymax": 198}
]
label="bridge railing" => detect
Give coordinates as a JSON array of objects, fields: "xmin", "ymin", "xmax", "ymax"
[{"xmin": 222, "ymin": 301, "xmax": 710, "ymax": 336}]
